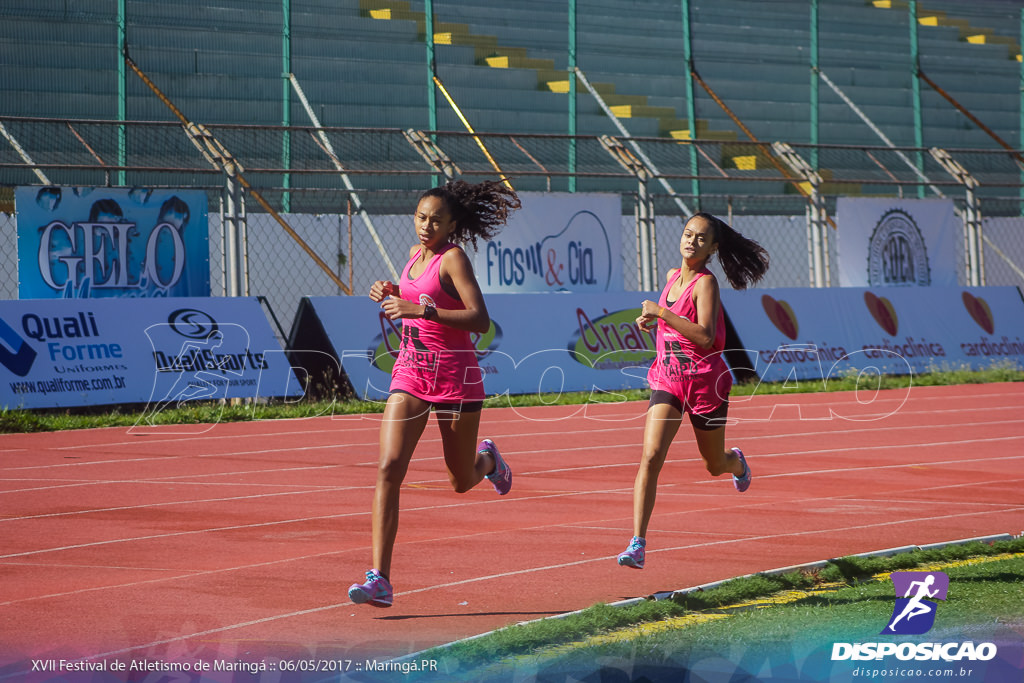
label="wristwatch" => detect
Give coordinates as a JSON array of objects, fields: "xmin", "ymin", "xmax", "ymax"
[{"xmin": 423, "ymin": 304, "xmax": 437, "ymax": 321}]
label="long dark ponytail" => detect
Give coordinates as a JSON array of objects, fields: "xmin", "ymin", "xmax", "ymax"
[{"xmin": 692, "ymin": 212, "xmax": 769, "ymax": 290}]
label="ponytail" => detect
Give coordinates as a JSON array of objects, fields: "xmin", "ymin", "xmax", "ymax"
[{"xmin": 693, "ymin": 212, "xmax": 769, "ymax": 290}]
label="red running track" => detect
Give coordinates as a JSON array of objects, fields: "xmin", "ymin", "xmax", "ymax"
[{"xmin": 1, "ymin": 383, "xmax": 1022, "ymax": 671}]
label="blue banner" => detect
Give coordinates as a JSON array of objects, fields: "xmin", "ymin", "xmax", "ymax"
[
  {"xmin": 16, "ymin": 186, "xmax": 210, "ymax": 298},
  {"xmin": 295, "ymin": 286, "xmax": 1024, "ymax": 402},
  {"xmin": 0, "ymin": 297, "xmax": 302, "ymax": 410}
]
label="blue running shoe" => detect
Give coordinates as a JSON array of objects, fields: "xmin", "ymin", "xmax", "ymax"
[
  {"xmin": 732, "ymin": 447, "xmax": 751, "ymax": 493},
  {"xmin": 617, "ymin": 536, "xmax": 645, "ymax": 569},
  {"xmin": 481, "ymin": 439, "xmax": 511, "ymax": 495},
  {"xmin": 348, "ymin": 569, "xmax": 393, "ymax": 608}
]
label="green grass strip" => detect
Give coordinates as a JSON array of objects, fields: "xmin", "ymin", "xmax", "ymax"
[
  {"xmin": 2, "ymin": 361, "xmax": 1021, "ymax": 433},
  {"xmin": 413, "ymin": 537, "xmax": 1024, "ymax": 681}
]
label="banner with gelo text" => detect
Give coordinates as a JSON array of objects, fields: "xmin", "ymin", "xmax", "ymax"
[
  {"xmin": 0, "ymin": 298, "xmax": 302, "ymax": 410},
  {"xmin": 16, "ymin": 186, "xmax": 210, "ymax": 299},
  {"xmin": 469, "ymin": 192, "xmax": 623, "ymax": 293}
]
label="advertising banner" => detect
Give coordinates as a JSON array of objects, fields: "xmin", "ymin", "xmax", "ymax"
[
  {"xmin": 724, "ymin": 286, "xmax": 1024, "ymax": 385},
  {"xmin": 16, "ymin": 186, "xmax": 210, "ymax": 298},
  {"xmin": 294, "ymin": 293, "xmax": 657, "ymax": 400},
  {"xmin": 295, "ymin": 286, "xmax": 1024, "ymax": 400},
  {"xmin": 469, "ymin": 192, "xmax": 622, "ymax": 293},
  {"xmin": 836, "ymin": 198, "xmax": 958, "ymax": 287},
  {"xmin": 0, "ymin": 297, "xmax": 302, "ymax": 410}
]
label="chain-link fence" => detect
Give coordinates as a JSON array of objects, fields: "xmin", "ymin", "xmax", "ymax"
[{"xmin": 2, "ymin": 117, "xmax": 1024, "ymax": 336}]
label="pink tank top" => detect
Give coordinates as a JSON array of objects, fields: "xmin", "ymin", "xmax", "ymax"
[
  {"xmin": 389, "ymin": 243, "xmax": 485, "ymax": 402},
  {"xmin": 646, "ymin": 268, "xmax": 732, "ymax": 413}
]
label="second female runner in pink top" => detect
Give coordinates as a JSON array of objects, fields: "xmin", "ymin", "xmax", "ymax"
[
  {"xmin": 646, "ymin": 266, "xmax": 732, "ymax": 417},
  {"xmin": 617, "ymin": 212, "xmax": 769, "ymax": 571}
]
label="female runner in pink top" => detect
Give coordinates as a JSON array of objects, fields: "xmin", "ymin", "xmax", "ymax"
[
  {"xmin": 388, "ymin": 240, "xmax": 485, "ymax": 404},
  {"xmin": 617, "ymin": 212, "xmax": 769, "ymax": 570},
  {"xmin": 349, "ymin": 180, "xmax": 520, "ymax": 608}
]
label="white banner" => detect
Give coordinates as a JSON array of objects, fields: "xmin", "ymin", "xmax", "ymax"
[
  {"xmin": 469, "ymin": 192, "xmax": 622, "ymax": 293},
  {"xmin": 723, "ymin": 286, "xmax": 1024, "ymax": 384},
  {"xmin": 0, "ymin": 297, "xmax": 302, "ymax": 410},
  {"xmin": 295, "ymin": 293, "xmax": 656, "ymax": 400},
  {"xmin": 836, "ymin": 198, "xmax": 958, "ymax": 287}
]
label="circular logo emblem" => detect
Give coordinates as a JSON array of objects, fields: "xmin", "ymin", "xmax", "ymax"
[
  {"xmin": 168, "ymin": 308, "xmax": 219, "ymax": 339},
  {"xmin": 867, "ymin": 209, "xmax": 930, "ymax": 286}
]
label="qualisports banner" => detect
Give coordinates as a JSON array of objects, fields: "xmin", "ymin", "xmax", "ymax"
[
  {"xmin": 836, "ymin": 198, "xmax": 957, "ymax": 287},
  {"xmin": 292, "ymin": 293, "xmax": 657, "ymax": 400},
  {"xmin": 469, "ymin": 192, "xmax": 622, "ymax": 293},
  {"xmin": 16, "ymin": 186, "xmax": 210, "ymax": 298},
  {"xmin": 0, "ymin": 297, "xmax": 302, "ymax": 410},
  {"xmin": 725, "ymin": 286, "xmax": 1024, "ymax": 384}
]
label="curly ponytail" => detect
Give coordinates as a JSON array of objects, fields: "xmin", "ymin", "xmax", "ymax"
[{"xmin": 421, "ymin": 180, "xmax": 521, "ymax": 250}]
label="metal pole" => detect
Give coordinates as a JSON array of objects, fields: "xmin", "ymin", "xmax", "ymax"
[
  {"xmin": 681, "ymin": 0, "xmax": 699, "ymax": 206},
  {"xmin": 773, "ymin": 142, "xmax": 825, "ymax": 286},
  {"xmin": 117, "ymin": 0, "xmax": 127, "ymax": 186},
  {"xmin": 425, "ymin": 0, "xmax": 437, "ymax": 134},
  {"xmin": 568, "ymin": 0, "xmax": 577, "ymax": 192},
  {"xmin": 909, "ymin": 0, "xmax": 925, "ymax": 198},
  {"xmin": 224, "ymin": 179, "xmax": 238, "ymax": 297},
  {"xmin": 240, "ymin": 184, "xmax": 250, "ymax": 296},
  {"xmin": 930, "ymin": 148, "xmax": 982, "ymax": 286},
  {"xmin": 425, "ymin": 0, "xmax": 439, "ymax": 187},
  {"xmin": 809, "ymin": 0, "xmax": 819, "ymax": 171},
  {"xmin": 218, "ymin": 194, "xmax": 227, "ymax": 296},
  {"xmin": 966, "ymin": 194, "xmax": 980, "ymax": 286},
  {"xmin": 634, "ymin": 196, "xmax": 643, "ymax": 290},
  {"xmin": 638, "ymin": 180, "xmax": 654, "ymax": 290},
  {"xmin": 599, "ymin": 135, "xmax": 655, "ymax": 289},
  {"xmin": 811, "ymin": 186, "xmax": 826, "ymax": 287},
  {"xmin": 281, "ymin": 0, "xmax": 291, "ymax": 212},
  {"xmin": 969, "ymin": 185, "xmax": 984, "ymax": 285},
  {"xmin": 348, "ymin": 200, "xmax": 354, "ymax": 294}
]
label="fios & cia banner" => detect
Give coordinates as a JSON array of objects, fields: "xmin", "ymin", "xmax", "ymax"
[
  {"xmin": 471, "ymin": 192, "xmax": 622, "ymax": 293},
  {"xmin": 16, "ymin": 186, "xmax": 210, "ymax": 298}
]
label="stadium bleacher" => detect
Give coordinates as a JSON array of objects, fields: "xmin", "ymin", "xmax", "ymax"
[{"xmin": 0, "ymin": 0, "xmax": 1021, "ymax": 200}]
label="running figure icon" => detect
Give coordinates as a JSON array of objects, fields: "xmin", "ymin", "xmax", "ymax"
[{"xmin": 882, "ymin": 571, "xmax": 949, "ymax": 635}]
